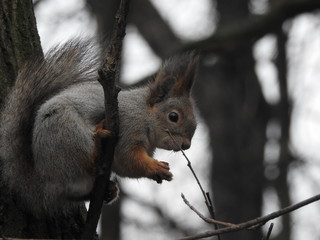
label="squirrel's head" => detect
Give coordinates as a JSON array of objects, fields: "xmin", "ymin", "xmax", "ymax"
[{"xmin": 147, "ymin": 52, "xmax": 198, "ymax": 151}]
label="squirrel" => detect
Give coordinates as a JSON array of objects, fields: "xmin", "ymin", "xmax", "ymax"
[{"xmin": 0, "ymin": 40, "xmax": 198, "ymax": 216}]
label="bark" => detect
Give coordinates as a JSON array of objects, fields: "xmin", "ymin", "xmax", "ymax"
[
  {"xmin": 0, "ymin": 0, "xmax": 42, "ymax": 103},
  {"xmin": 85, "ymin": 1, "xmax": 123, "ymax": 239},
  {"xmin": 82, "ymin": 0, "xmax": 127, "ymax": 237},
  {"xmin": 0, "ymin": 0, "xmax": 87, "ymax": 238}
]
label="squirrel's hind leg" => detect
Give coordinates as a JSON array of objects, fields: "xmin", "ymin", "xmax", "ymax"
[{"xmin": 32, "ymin": 100, "xmax": 96, "ymax": 204}]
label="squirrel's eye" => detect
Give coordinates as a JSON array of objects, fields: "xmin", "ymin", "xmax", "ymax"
[{"xmin": 168, "ymin": 112, "xmax": 179, "ymax": 123}]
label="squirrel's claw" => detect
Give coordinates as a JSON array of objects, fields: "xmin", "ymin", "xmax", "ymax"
[{"xmin": 152, "ymin": 161, "xmax": 173, "ymax": 184}]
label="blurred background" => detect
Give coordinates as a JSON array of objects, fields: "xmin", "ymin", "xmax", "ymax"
[{"xmin": 34, "ymin": 0, "xmax": 320, "ymax": 239}]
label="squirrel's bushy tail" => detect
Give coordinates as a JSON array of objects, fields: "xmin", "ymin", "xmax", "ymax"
[{"xmin": 0, "ymin": 40, "xmax": 99, "ymax": 214}]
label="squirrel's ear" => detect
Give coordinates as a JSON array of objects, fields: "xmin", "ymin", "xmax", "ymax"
[
  {"xmin": 147, "ymin": 52, "xmax": 199, "ymax": 106},
  {"xmin": 174, "ymin": 52, "xmax": 199, "ymax": 95},
  {"xmin": 148, "ymin": 75, "xmax": 177, "ymax": 107}
]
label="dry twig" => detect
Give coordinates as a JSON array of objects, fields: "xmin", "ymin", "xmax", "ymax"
[
  {"xmin": 165, "ymin": 130, "xmax": 215, "ymax": 215},
  {"xmin": 181, "ymin": 193, "xmax": 236, "ymax": 228},
  {"xmin": 165, "ymin": 130, "xmax": 221, "ymax": 239},
  {"xmin": 178, "ymin": 193, "xmax": 320, "ymax": 240},
  {"xmin": 263, "ymin": 223, "xmax": 274, "ymax": 240},
  {"xmin": 166, "ymin": 131, "xmax": 320, "ymax": 239}
]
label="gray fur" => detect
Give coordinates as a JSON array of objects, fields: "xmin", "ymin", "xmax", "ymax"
[{"xmin": 0, "ymin": 40, "xmax": 198, "ymax": 216}]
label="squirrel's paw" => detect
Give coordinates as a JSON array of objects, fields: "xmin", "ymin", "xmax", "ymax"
[
  {"xmin": 93, "ymin": 120, "xmax": 110, "ymax": 158},
  {"xmin": 104, "ymin": 180, "xmax": 120, "ymax": 205},
  {"xmin": 94, "ymin": 120, "xmax": 110, "ymax": 140},
  {"xmin": 151, "ymin": 161, "xmax": 173, "ymax": 184}
]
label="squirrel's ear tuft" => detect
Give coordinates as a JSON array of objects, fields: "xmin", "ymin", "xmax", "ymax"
[
  {"xmin": 173, "ymin": 52, "xmax": 199, "ymax": 95},
  {"xmin": 148, "ymin": 75, "xmax": 177, "ymax": 107},
  {"xmin": 147, "ymin": 52, "xmax": 199, "ymax": 106}
]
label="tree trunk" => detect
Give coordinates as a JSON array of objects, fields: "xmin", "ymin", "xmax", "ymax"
[
  {"xmin": 196, "ymin": 48, "xmax": 267, "ymax": 240},
  {"xmin": 194, "ymin": 1, "xmax": 267, "ymax": 239},
  {"xmin": 0, "ymin": 0, "xmax": 87, "ymax": 238},
  {"xmin": 272, "ymin": 26, "xmax": 292, "ymax": 240},
  {"xmin": 0, "ymin": 0, "xmax": 42, "ymax": 103}
]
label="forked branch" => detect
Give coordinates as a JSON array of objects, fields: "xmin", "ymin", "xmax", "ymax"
[
  {"xmin": 179, "ymin": 190, "xmax": 320, "ymax": 239},
  {"xmin": 166, "ymin": 130, "xmax": 320, "ymax": 239}
]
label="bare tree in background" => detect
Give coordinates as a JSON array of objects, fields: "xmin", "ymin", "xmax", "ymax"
[
  {"xmin": 195, "ymin": 0, "xmax": 266, "ymax": 239},
  {"xmin": 85, "ymin": 1, "xmax": 320, "ymax": 240}
]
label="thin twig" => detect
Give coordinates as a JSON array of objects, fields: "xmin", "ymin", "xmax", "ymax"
[
  {"xmin": 205, "ymin": 192, "xmax": 217, "ymax": 222},
  {"xmin": 178, "ymin": 193, "xmax": 320, "ymax": 240},
  {"xmin": 165, "ymin": 129, "xmax": 221, "ymax": 240},
  {"xmin": 181, "ymin": 193, "xmax": 236, "ymax": 227},
  {"xmin": 165, "ymin": 130, "xmax": 212, "ymax": 213},
  {"xmin": 263, "ymin": 223, "xmax": 274, "ymax": 240}
]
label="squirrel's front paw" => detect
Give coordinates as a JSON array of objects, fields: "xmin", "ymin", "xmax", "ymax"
[{"xmin": 151, "ymin": 161, "xmax": 173, "ymax": 184}]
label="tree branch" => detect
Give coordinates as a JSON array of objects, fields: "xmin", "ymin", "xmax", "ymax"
[
  {"xmin": 178, "ymin": 193, "xmax": 320, "ymax": 240},
  {"xmin": 182, "ymin": 0, "xmax": 320, "ymax": 53},
  {"xmin": 129, "ymin": 0, "xmax": 181, "ymax": 59},
  {"xmin": 81, "ymin": 0, "xmax": 129, "ymax": 238},
  {"xmin": 125, "ymin": 0, "xmax": 320, "ymax": 89},
  {"xmin": 181, "ymin": 194, "xmax": 236, "ymax": 227}
]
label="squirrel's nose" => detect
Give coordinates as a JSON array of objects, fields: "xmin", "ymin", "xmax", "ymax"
[{"xmin": 181, "ymin": 140, "xmax": 191, "ymax": 150}]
